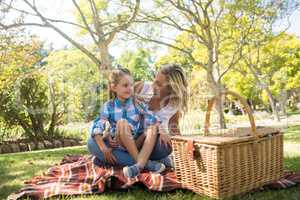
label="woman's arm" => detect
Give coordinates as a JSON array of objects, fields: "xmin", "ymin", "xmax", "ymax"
[
  {"xmin": 134, "ymin": 81, "xmax": 144, "ymax": 94},
  {"xmin": 168, "ymin": 111, "xmax": 181, "ymax": 135}
]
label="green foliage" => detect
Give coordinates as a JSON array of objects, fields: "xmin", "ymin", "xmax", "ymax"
[
  {"xmin": 265, "ymin": 34, "xmax": 300, "ymax": 91},
  {"xmin": 246, "ymin": 33, "xmax": 300, "ymax": 108},
  {"xmin": 118, "ymin": 48, "xmax": 154, "ymax": 81},
  {"xmin": 45, "ymin": 48, "xmax": 105, "ymax": 122},
  {"xmin": 0, "ymin": 117, "xmax": 23, "ymax": 143},
  {"xmin": 157, "ymin": 27, "xmax": 300, "ymax": 110},
  {"xmin": 73, "ymin": 0, "xmax": 134, "ymax": 36},
  {"xmin": 0, "ymin": 32, "xmax": 64, "ymax": 141}
]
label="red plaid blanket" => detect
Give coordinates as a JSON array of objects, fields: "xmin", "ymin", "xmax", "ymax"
[{"xmin": 8, "ymin": 155, "xmax": 300, "ymax": 200}]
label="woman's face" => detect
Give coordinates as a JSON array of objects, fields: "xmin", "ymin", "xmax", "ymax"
[{"xmin": 153, "ymin": 72, "xmax": 169, "ymax": 99}]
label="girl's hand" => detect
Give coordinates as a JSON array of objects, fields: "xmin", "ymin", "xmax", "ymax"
[
  {"xmin": 159, "ymin": 132, "xmax": 171, "ymax": 149},
  {"xmin": 108, "ymin": 135, "xmax": 119, "ymax": 148},
  {"xmin": 94, "ymin": 134, "xmax": 117, "ymax": 165},
  {"xmin": 101, "ymin": 146, "xmax": 117, "ymax": 165}
]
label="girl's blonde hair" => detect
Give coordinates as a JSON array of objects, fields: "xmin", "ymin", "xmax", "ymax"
[
  {"xmin": 108, "ymin": 68, "xmax": 131, "ymax": 99},
  {"xmin": 160, "ymin": 64, "xmax": 188, "ymax": 112}
]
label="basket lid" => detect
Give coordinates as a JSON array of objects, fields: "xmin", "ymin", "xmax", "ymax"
[
  {"xmin": 225, "ymin": 126, "xmax": 282, "ymax": 137},
  {"xmin": 172, "ymin": 126, "xmax": 281, "ymax": 145}
]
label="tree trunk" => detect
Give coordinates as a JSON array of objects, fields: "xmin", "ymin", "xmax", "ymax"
[
  {"xmin": 48, "ymin": 82, "xmax": 57, "ymax": 137},
  {"xmin": 98, "ymin": 43, "xmax": 112, "ymax": 100},
  {"xmin": 207, "ymin": 71, "xmax": 227, "ymax": 129},
  {"xmin": 29, "ymin": 113, "xmax": 45, "ymax": 141},
  {"xmin": 278, "ymin": 90, "xmax": 287, "ymax": 116},
  {"xmin": 247, "ymin": 64, "xmax": 280, "ymax": 122},
  {"xmin": 99, "ymin": 43, "xmax": 112, "ymax": 73},
  {"xmin": 265, "ymin": 87, "xmax": 281, "ymax": 122},
  {"xmin": 215, "ymin": 95, "xmax": 227, "ymax": 129}
]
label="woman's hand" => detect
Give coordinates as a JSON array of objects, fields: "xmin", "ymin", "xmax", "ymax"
[
  {"xmin": 101, "ymin": 146, "xmax": 117, "ymax": 165},
  {"xmin": 159, "ymin": 132, "xmax": 171, "ymax": 148}
]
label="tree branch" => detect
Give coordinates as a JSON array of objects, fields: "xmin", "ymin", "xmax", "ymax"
[
  {"xmin": 88, "ymin": 0, "xmax": 104, "ymax": 41},
  {"xmin": 0, "ymin": 1, "xmax": 97, "ymax": 32},
  {"xmin": 125, "ymin": 29, "xmax": 207, "ymax": 69},
  {"xmin": 105, "ymin": 0, "xmax": 140, "ymax": 45},
  {"xmin": 21, "ymin": 0, "xmax": 101, "ymax": 66},
  {"xmin": 0, "ymin": 22, "xmax": 45, "ymax": 29},
  {"xmin": 72, "ymin": 0, "xmax": 98, "ymax": 44}
]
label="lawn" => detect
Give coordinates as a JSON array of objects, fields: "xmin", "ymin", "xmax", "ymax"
[
  {"xmin": 284, "ymin": 125, "xmax": 300, "ymax": 143},
  {"xmin": 1, "ymin": 125, "xmax": 300, "ymax": 200}
]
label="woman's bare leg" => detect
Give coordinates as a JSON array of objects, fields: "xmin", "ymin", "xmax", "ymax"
[{"xmin": 135, "ymin": 133, "xmax": 146, "ymax": 149}]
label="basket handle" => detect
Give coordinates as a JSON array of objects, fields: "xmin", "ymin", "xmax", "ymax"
[{"xmin": 204, "ymin": 90, "xmax": 258, "ymax": 139}]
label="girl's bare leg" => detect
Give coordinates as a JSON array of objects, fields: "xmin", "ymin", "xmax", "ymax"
[
  {"xmin": 121, "ymin": 123, "xmax": 163, "ymax": 177},
  {"xmin": 116, "ymin": 119, "xmax": 139, "ymax": 161},
  {"xmin": 117, "ymin": 120, "xmax": 159, "ymax": 168},
  {"xmin": 136, "ymin": 125, "xmax": 158, "ymax": 168}
]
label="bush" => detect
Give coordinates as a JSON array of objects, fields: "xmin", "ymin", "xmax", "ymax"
[{"xmin": 0, "ymin": 71, "xmax": 65, "ymax": 142}]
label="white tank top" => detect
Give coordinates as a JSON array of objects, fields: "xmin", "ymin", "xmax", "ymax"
[{"xmin": 137, "ymin": 81, "xmax": 178, "ymax": 134}]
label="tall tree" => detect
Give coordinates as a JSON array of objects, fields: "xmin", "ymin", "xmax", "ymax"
[
  {"xmin": 127, "ymin": 0, "xmax": 298, "ymax": 127},
  {"xmin": 0, "ymin": 0, "xmax": 140, "ymax": 72}
]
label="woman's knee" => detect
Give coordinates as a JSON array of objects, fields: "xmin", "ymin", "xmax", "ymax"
[{"xmin": 149, "ymin": 135, "xmax": 172, "ymax": 160}]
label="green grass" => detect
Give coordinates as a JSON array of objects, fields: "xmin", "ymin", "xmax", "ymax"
[
  {"xmin": 284, "ymin": 125, "xmax": 300, "ymax": 143},
  {"xmin": 0, "ymin": 146, "xmax": 88, "ymax": 199},
  {"xmin": 287, "ymin": 110, "xmax": 300, "ymax": 117},
  {"xmin": 1, "ymin": 125, "xmax": 300, "ymax": 200}
]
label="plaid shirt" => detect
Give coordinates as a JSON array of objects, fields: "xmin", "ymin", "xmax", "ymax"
[{"xmin": 91, "ymin": 97, "xmax": 160, "ymax": 138}]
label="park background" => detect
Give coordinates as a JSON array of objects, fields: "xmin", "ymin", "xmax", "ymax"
[{"xmin": 0, "ymin": 0, "xmax": 300, "ymax": 199}]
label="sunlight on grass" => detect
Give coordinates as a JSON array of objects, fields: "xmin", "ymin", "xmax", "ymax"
[
  {"xmin": 0, "ymin": 146, "xmax": 88, "ymax": 199},
  {"xmin": 1, "ymin": 124, "xmax": 300, "ymax": 200},
  {"xmin": 284, "ymin": 125, "xmax": 300, "ymax": 143},
  {"xmin": 58, "ymin": 123, "xmax": 90, "ymax": 141}
]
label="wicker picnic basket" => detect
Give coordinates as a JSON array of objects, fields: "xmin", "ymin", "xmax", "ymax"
[{"xmin": 171, "ymin": 90, "xmax": 284, "ymax": 199}]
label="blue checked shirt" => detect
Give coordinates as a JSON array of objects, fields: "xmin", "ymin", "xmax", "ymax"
[{"xmin": 91, "ymin": 97, "xmax": 160, "ymax": 138}]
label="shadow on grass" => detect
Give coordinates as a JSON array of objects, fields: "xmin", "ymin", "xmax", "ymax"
[{"xmin": 48, "ymin": 188, "xmax": 203, "ymax": 200}]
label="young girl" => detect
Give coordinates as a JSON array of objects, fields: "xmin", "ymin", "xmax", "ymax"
[{"xmin": 89, "ymin": 68, "xmax": 165, "ymax": 178}]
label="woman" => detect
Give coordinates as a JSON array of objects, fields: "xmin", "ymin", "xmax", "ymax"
[{"xmin": 87, "ymin": 64, "xmax": 188, "ymax": 175}]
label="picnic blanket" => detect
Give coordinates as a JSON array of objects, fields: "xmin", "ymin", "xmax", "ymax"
[{"xmin": 8, "ymin": 155, "xmax": 300, "ymax": 200}]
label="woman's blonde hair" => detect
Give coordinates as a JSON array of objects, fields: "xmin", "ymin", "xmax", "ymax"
[
  {"xmin": 160, "ymin": 64, "xmax": 188, "ymax": 112},
  {"xmin": 108, "ymin": 68, "xmax": 131, "ymax": 99}
]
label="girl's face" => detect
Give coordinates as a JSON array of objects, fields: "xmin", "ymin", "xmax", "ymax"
[
  {"xmin": 111, "ymin": 74, "xmax": 133, "ymax": 101},
  {"xmin": 153, "ymin": 72, "xmax": 169, "ymax": 99}
]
